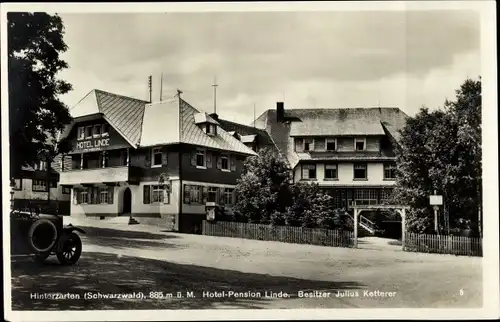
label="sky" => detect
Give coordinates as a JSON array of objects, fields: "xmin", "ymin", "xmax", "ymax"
[{"xmin": 57, "ymin": 10, "xmax": 481, "ymax": 124}]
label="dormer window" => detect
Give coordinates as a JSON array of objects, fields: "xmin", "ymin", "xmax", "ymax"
[
  {"xmin": 93, "ymin": 124, "xmax": 102, "ymax": 137},
  {"xmin": 102, "ymin": 124, "xmax": 109, "ymax": 137},
  {"xmin": 206, "ymin": 124, "xmax": 217, "ymax": 136},
  {"xmin": 326, "ymin": 138, "xmax": 337, "ymax": 151},
  {"xmin": 355, "ymin": 138, "xmax": 366, "ymax": 151},
  {"xmin": 85, "ymin": 126, "xmax": 93, "ymax": 139},
  {"xmin": 304, "ymin": 138, "xmax": 314, "ymax": 151},
  {"xmin": 77, "ymin": 127, "xmax": 85, "ymax": 140}
]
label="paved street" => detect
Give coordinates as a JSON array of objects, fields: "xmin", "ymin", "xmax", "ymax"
[{"xmin": 11, "ymin": 219, "xmax": 482, "ymax": 310}]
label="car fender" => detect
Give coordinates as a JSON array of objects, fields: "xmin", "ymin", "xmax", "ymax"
[{"xmin": 63, "ymin": 225, "xmax": 86, "ymax": 234}]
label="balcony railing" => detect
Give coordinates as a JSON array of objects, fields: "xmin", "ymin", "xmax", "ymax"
[{"xmin": 59, "ymin": 165, "xmax": 140, "ymax": 185}]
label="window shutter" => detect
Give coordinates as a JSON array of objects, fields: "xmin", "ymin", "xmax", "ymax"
[
  {"xmin": 108, "ymin": 186, "xmax": 114, "ymax": 204},
  {"xmin": 162, "ymin": 148, "xmax": 168, "ymax": 166},
  {"xmin": 184, "ymin": 185, "xmax": 191, "ymax": 204},
  {"xmin": 202, "ymin": 186, "xmax": 208, "ymax": 204},
  {"xmin": 145, "ymin": 150, "xmax": 151, "ymax": 167},
  {"xmin": 216, "ymin": 156, "xmax": 222, "ymax": 169},
  {"xmin": 163, "ymin": 187, "xmax": 169, "ymax": 204},
  {"xmin": 73, "ymin": 189, "xmax": 78, "ymax": 205},
  {"xmin": 191, "ymin": 151, "xmax": 197, "ymax": 166},
  {"xmin": 218, "ymin": 187, "xmax": 225, "ymax": 205},
  {"xmin": 143, "ymin": 185, "xmax": 150, "ymax": 204},
  {"xmin": 230, "ymin": 155, "xmax": 236, "ymax": 171},
  {"xmin": 206, "ymin": 152, "xmax": 212, "ymax": 168}
]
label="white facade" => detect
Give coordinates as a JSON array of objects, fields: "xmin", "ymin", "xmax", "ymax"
[{"xmin": 293, "ymin": 162, "xmax": 396, "ymax": 186}]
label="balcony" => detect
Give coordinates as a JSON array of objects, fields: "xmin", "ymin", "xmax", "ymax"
[{"xmin": 59, "ymin": 166, "xmax": 140, "ymax": 185}]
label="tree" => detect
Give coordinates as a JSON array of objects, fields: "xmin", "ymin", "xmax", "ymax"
[
  {"xmin": 233, "ymin": 148, "xmax": 292, "ymax": 224},
  {"xmin": 8, "ymin": 12, "xmax": 73, "ymax": 178},
  {"xmin": 393, "ymin": 77, "xmax": 482, "ymax": 235},
  {"xmin": 284, "ymin": 182, "xmax": 351, "ymax": 230}
]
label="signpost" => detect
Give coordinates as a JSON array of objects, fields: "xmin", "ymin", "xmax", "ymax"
[{"xmin": 429, "ymin": 190, "xmax": 443, "ymax": 234}]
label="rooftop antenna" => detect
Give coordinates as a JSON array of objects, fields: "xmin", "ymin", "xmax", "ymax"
[
  {"xmin": 212, "ymin": 76, "xmax": 218, "ymax": 114},
  {"xmin": 148, "ymin": 75, "xmax": 152, "ymax": 103},
  {"xmin": 159, "ymin": 73, "xmax": 163, "ymax": 102},
  {"xmin": 176, "ymin": 89, "xmax": 183, "ymax": 98}
]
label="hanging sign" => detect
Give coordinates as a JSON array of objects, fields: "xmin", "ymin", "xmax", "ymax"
[{"xmin": 75, "ymin": 138, "xmax": 110, "ymax": 152}]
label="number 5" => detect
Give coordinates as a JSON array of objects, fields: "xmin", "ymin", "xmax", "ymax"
[{"xmin": 460, "ymin": 289, "xmax": 464, "ymax": 296}]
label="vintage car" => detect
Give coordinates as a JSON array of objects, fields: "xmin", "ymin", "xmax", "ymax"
[{"xmin": 10, "ymin": 206, "xmax": 85, "ymax": 265}]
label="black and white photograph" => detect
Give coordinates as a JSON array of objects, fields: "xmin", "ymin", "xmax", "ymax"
[{"xmin": 2, "ymin": 1, "xmax": 498, "ymax": 321}]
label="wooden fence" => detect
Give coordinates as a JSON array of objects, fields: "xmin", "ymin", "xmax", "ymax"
[
  {"xmin": 202, "ymin": 220, "xmax": 354, "ymax": 248},
  {"xmin": 404, "ymin": 232, "xmax": 482, "ymax": 257}
]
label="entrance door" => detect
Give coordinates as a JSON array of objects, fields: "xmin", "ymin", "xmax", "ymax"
[{"xmin": 122, "ymin": 188, "xmax": 132, "ymax": 215}]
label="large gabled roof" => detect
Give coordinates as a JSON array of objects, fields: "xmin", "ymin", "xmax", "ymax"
[
  {"xmin": 254, "ymin": 106, "xmax": 408, "ymax": 168},
  {"xmin": 61, "ymin": 89, "xmax": 148, "ymax": 147},
  {"xmin": 61, "ymin": 89, "xmax": 256, "ymax": 156}
]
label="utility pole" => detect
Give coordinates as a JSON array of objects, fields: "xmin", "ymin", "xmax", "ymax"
[
  {"xmin": 253, "ymin": 103, "xmax": 256, "ymax": 128},
  {"xmin": 148, "ymin": 75, "xmax": 152, "ymax": 103},
  {"xmin": 433, "ymin": 189, "xmax": 439, "ymax": 235},
  {"xmin": 212, "ymin": 77, "xmax": 218, "ymax": 114},
  {"xmin": 159, "ymin": 73, "xmax": 163, "ymax": 102}
]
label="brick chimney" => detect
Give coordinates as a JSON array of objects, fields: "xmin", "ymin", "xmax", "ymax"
[{"xmin": 276, "ymin": 102, "xmax": 284, "ymax": 122}]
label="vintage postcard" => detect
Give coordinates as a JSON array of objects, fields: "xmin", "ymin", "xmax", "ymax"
[{"xmin": 1, "ymin": 1, "xmax": 498, "ymax": 321}]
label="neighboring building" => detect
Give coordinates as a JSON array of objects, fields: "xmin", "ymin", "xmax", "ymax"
[
  {"xmin": 57, "ymin": 89, "xmax": 257, "ymax": 233},
  {"xmin": 253, "ymin": 102, "xmax": 408, "ymax": 211},
  {"xmin": 11, "ymin": 159, "xmax": 71, "ymax": 214},
  {"xmin": 214, "ymin": 115, "xmax": 278, "ymax": 154}
]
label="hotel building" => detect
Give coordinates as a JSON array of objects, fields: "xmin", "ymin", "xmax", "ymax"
[{"xmin": 58, "ymin": 89, "xmax": 256, "ymax": 233}]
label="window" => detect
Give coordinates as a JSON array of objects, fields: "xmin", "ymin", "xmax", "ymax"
[
  {"xmin": 80, "ymin": 188, "xmax": 89, "ymax": 204},
  {"xmin": 62, "ymin": 186, "xmax": 71, "ymax": 194},
  {"xmin": 221, "ymin": 154, "xmax": 229, "ymax": 171},
  {"xmin": 101, "ymin": 124, "xmax": 109, "ymax": 136},
  {"xmin": 100, "ymin": 188, "xmax": 109, "ymax": 204},
  {"xmin": 152, "ymin": 185, "xmax": 164, "ymax": 203},
  {"xmin": 32, "ymin": 180, "xmax": 47, "ymax": 192},
  {"xmin": 384, "ymin": 162, "xmax": 396, "ymax": 180},
  {"xmin": 354, "ymin": 189, "xmax": 378, "ymax": 206},
  {"xmin": 93, "ymin": 124, "xmax": 102, "ymax": 137},
  {"xmin": 302, "ymin": 164, "xmax": 316, "ymax": 180},
  {"xmin": 152, "ymin": 148, "xmax": 162, "ymax": 167},
  {"xmin": 190, "ymin": 185, "xmax": 202, "ymax": 203},
  {"xmin": 206, "ymin": 124, "xmax": 217, "ymax": 135},
  {"xmin": 196, "ymin": 149, "xmax": 206, "ymax": 168},
  {"xmin": 304, "ymin": 138, "xmax": 314, "ymax": 151},
  {"xmin": 325, "ymin": 164, "xmax": 338, "ymax": 180},
  {"xmin": 77, "ymin": 127, "xmax": 85, "ymax": 140},
  {"xmin": 34, "ymin": 161, "xmax": 47, "ymax": 171},
  {"xmin": 354, "ymin": 163, "xmax": 367, "ymax": 180},
  {"xmin": 13, "ymin": 178, "xmax": 22, "ymax": 190},
  {"xmin": 222, "ymin": 188, "xmax": 234, "ymax": 205},
  {"xmin": 208, "ymin": 187, "xmax": 218, "ymax": 202},
  {"xmin": 143, "ymin": 185, "xmax": 169, "ymax": 204},
  {"xmin": 85, "ymin": 126, "xmax": 93, "ymax": 139},
  {"xmin": 380, "ymin": 189, "xmax": 393, "ymax": 203},
  {"xmin": 355, "ymin": 137, "xmax": 366, "ymax": 151},
  {"xmin": 120, "ymin": 150, "xmax": 128, "ymax": 166},
  {"xmin": 326, "ymin": 138, "xmax": 337, "ymax": 151}
]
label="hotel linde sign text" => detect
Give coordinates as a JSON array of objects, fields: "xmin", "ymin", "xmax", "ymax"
[{"xmin": 76, "ymin": 138, "xmax": 110, "ymax": 152}]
